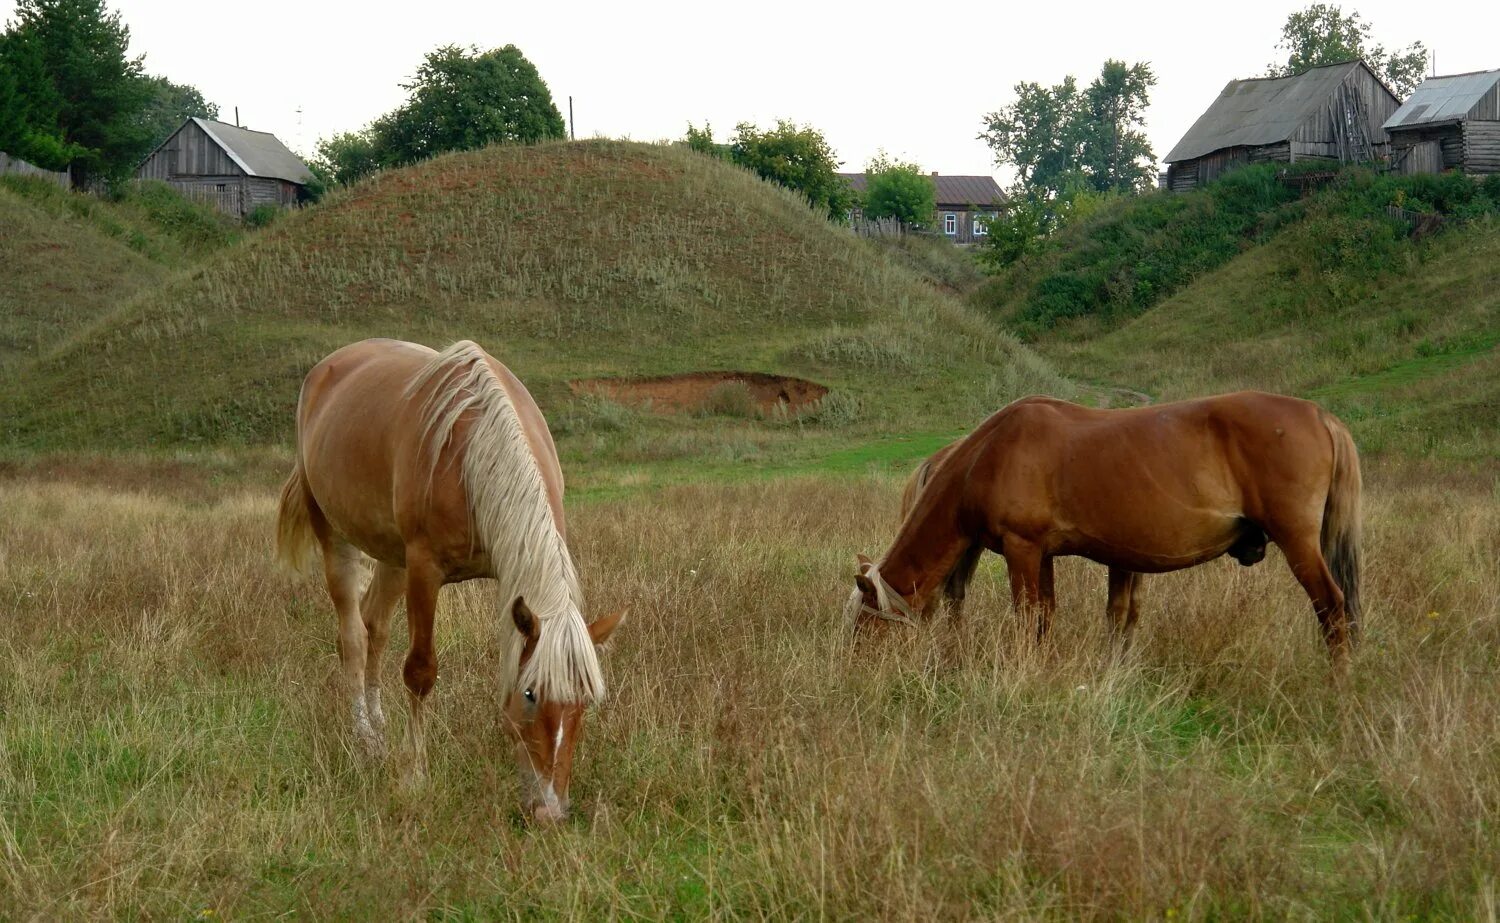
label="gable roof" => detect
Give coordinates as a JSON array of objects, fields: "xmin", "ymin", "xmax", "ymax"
[
  {"xmin": 1383, "ymin": 69, "xmax": 1500, "ymax": 130},
  {"xmin": 839, "ymin": 172, "xmax": 1006, "ymax": 208},
  {"xmin": 1165, "ymin": 60, "xmax": 1394, "ymax": 163},
  {"xmin": 169, "ymin": 117, "xmax": 313, "ymax": 184}
]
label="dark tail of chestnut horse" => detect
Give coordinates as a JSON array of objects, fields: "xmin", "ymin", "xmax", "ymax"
[{"xmin": 1320, "ymin": 411, "xmax": 1363, "ymax": 639}]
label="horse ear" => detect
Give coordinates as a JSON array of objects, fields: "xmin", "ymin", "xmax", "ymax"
[
  {"xmin": 854, "ymin": 574, "xmax": 877, "ymax": 597},
  {"xmin": 855, "ymin": 553, "xmax": 874, "ymax": 573},
  {"xmin": 511, "ymin": 596, "xmax": 539, "ymax": 641},
  {"xmin": 588, "ymin": 607, "xmax": 627, "ymax": 646}
]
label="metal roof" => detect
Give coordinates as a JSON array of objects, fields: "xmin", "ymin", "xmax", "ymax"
[
  {"xmin": 839, "ymin": 172, "xmax": 1006, "ymax": 207},
  {"xmin": 1165, "ymin": 61, "xmax": 1386, "ymax": 163},
  {"xmin": 1383, "ymin": 69, "xmax": 1500, "ymax": 130},
  {"xmin": 192, "ymin": 117, "xmax": 313, "ymax": 185}
]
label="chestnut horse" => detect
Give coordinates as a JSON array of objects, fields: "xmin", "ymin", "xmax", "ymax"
[
  {"xmin": 276, "ymin": 338, "xmax": 624, "ymax": 822},
  {"xmin": 850, "ymin": 391, "xmax": 1362, "ymax": 667}
]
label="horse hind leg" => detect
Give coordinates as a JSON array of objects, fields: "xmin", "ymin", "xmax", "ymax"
[
  {"xmin": 1274, "ymin": 531, "xmax": 1351, "ymax": 673},
  {"xmin": 321, "ymin": 539, "xmax": 381, "ymax": 759}
]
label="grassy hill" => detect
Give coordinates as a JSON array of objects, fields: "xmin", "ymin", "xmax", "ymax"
[
  {"xmin": 976, "ymin": 166, "xmax": 1500, "ymax": 461},
  {"xmin": 0, "ymin": 178, "xmax": 236, "ymax": 367},
  {"xmin": 1, "ymin": 141, "xmax": 1067, "ymax": 476}
]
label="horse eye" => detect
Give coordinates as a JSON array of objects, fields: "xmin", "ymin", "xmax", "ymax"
[{"xmin": 523, "ymin": 688, "xmax": 537, "ymax": 704}]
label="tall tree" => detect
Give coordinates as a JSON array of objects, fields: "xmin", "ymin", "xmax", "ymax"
[
  {"xmin": 860, "ymin": 152, "xmax": 935, "ymax": 228},
  {"xmin": 1077, "ymin": 60, "xmax": 1158, "ymax": 194},
  {"xmin": 3, "ymin": 0, "xmax": 152, "ymax": 182},
  {"xmin": 138, "ymin": 75, "xmax": 217, "ymax": 151},
  {"xmin": 1268, "ymin": 4, "xmax": 1428, "ymax": 97},
  {"xmin": 378, "ymin": 44, "xmax": 565, "ymax": 165},
  {"xmin": 980, "ymin": 60, "xmax": 1156, "ymax": 201},
  {"xmin": 728, "ymin": 120, "xmax": 853, "ymax": 220}
]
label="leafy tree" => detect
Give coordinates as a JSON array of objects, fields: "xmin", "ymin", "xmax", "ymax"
[
  {"xmin": 1077, "ymin": 61, "xmax": 1157, "ymax": 194},
  {"xmin": 311, "ymin": 129, "xmax": 382, "ymax": 187},
  {"xmin": 312, "ymin": 44, "xmax": 564, "ymax": 186},
  {"xmin": 981, "ymin": 60, "xmax": 1156, "ymax": 201},
  {"xmin": 728, "ymin": 119, "xmax": 853, "ymax": 220},
  {"xmin": 979, "ymin": 59, "xmax": 1155, "ymax": 265},
  {"xmin": 1268, "ymin": 4, "xmax": 1428, "ymax": 97},
  {"xmin": 139, "ymin": 75, "xmax": 217, "ymax": 151},
  {"xmin": 3, "ymin": 0, "xmax": 153, "ymax": 182},
  {"xmin": 683, "ymin": 121, "xmax": 728, "ymax": 159},
  {"xmin": 377, "ymin": 44, "xmax": 564, "ymax": 165},
  {"xmin": 860, "ymin": 152, "xmax": 934, "ymax": 227}
]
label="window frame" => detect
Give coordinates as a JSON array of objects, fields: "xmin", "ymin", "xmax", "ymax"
[{"xmin": 943, "ymin": 212, "xmax": 957, "ymax": 235}]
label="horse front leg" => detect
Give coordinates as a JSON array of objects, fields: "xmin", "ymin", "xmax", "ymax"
[
  {"xmin": 1106, "ymin": 567, "xmax": 1143, "ymax": 656},
  {"xmin": 401, "ymin": 549, "xmax": 444, "ymax": 785},
  {"xmin": 1003, "ymin": 539, "xmax": 1045, "ymax": 641}
]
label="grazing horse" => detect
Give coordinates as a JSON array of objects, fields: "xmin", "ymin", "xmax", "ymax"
[
  {"xmin": 848, "ymin": 391, "xmax": 1362, "ymax": 668},
  {"xmin": 276, "ymin": 338, "xmax": 624, "ymax": 822}
]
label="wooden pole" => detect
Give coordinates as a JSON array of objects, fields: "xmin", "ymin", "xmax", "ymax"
[{"xmin": 569, "ymin": 96, "xmax": 575, "ymax": 141}]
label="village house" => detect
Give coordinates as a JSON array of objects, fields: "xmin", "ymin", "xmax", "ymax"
[
  {"xmin": 840, "ymin": 172, "xmax": 1006, "ymax": 244},
  {"xmin": 1384, "ymin": 69, "xmax": 1500, "ymax": 175},
  {"xmin": 137, "ymin": 117, "xmax": 313, "ymax": 218},
  {"xmin": 1163, "ymin": 60, "xmax": 1401, "ymax": 192}
]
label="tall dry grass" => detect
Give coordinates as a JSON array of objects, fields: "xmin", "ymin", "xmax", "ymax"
[{"xmin": 1, "ymin": 465, "xmax": 1497, "ymax": 918}]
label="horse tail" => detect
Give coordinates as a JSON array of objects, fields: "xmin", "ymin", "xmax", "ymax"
[
  {"xmin": 275, "ymin": 462, "xmax": 319, "ymax": 575},
  {"xmin": 1320, "ymin": 410, "xmax": 1363, "ymax": 637}
]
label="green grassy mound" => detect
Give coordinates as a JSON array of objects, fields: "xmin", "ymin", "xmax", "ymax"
[
  {"xmin": 973, "ymin": 166, "xmax": 1499, "ymax": 460},
  {"xmin": 0, "ymin": 178, "xmax": 235, "ymax": 367},
  {"xmin": 2, "ymin": 141, "xmax": 1067, "ymax": 464}
]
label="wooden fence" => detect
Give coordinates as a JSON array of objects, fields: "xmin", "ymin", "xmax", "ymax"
[
  {"xmin": 0, "ymin": 151, "xmax": 71, "ymax": 188},
  {"xmin": 850, "ymin": 216, "xmax": 907, "ymax": 238}
]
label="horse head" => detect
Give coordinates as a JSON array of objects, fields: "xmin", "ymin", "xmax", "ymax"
[
  {"xmin": 844, "ymin": 554, "xmax": 919, "ymax": 638},
  {"xmin": 504, "ymin": 596, "xmax": 625, "ymax": 823}
]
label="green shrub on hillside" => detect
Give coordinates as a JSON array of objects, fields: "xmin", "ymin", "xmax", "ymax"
[{"xmin": 986, "ymin": 164, "xmax": 1500, "ymax": 337}]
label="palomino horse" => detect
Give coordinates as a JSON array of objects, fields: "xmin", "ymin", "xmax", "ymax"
[
  {"xmin": 276, "ymin": 338, "xmax": 624, "ymax": 822},
  {"xmin": 849, "ymin": 391, "xmax": 1362, "ymax": 668}
]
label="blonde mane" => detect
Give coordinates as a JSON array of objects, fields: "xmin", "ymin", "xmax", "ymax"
[
  {"xmin": 843, "ymin": 559, "xmax": 918, "ymax": 632},
  {"xmin": 406, "ymin": 341, "xmax": 604, "ymax": 704}
]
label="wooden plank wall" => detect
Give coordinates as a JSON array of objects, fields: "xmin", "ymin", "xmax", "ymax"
[
  {"xmin": 138, "ymin": 121, "xmax": 244, "ymax": 182},
  {"xmin": 1464, "ymin": 121, "xmax": 1500, "ymax": 174}
]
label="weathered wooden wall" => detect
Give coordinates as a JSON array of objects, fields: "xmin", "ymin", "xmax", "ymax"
[
  {"xmin": 1464, "ymin": 121, "xmax": 1500, "ymax": 174},
  {"xmin": 138, "ymin": 120, "xmax": 244, "ymax": 181}
]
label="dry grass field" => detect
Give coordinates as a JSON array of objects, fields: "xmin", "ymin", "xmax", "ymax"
[{"xmin": 2, "ymin": 460, "xmax": 1496, "ymax": 919}]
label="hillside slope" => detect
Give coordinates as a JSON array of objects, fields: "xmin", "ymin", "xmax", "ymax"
[
  {"xmin": 977, "ymin": 168, "xmax": 1500, "ymax": 460},
  {"xmin": 1044, "ymin": 220, "xmax": 1499, "ymax": 459},
  {"xmin": 3, "ymin": 141, "xmax": 1066, "ymax": 460},
  {"xmin": 0, "ymin": 178, "xmax": 236, "ymax": 368}
]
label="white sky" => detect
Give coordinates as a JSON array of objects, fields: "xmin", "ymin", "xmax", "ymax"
[{"xmin": 5, "ymin": 0, "xmax": 1497, "ymax": 184}]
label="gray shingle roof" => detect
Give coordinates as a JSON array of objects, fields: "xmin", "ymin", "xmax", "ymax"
[
  {"xmin": 193, "ymin": 118, "xmax": 313, "ymax": 185},
  {"xmin": 1383, "ymin": 69, "xmax": 1500, "ymax": 130},
  {"xmin": 1165, "ymin": 61, "xmax": 1384, "ymax": 163},
  {"xmin": 839, "ymin": 172, "xmax": 1006, "ymax": 208}
]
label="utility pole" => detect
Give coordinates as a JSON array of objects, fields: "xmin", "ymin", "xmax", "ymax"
[{"xmin": 569, "ymin": 96, "xmax": 575, "ymax": 141}]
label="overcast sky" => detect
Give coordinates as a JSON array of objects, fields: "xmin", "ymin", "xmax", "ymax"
[{"xmin": 5, "ymin": 0, "xmax": 1497, "ymax": 183}]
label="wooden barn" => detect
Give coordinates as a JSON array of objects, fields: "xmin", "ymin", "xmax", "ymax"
[
  {"xmin": 1163, "ymin": 61, "xmax": 1401, "ymax": 192},
  {"xmin": 1384, "ymin": 69, "xmax": 1500, "ymax": 175},
  {"xmin": 137, "ymin": 117, "xmax": 313, "ymax": 217}
]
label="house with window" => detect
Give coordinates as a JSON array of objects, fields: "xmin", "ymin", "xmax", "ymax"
[
  {"xmin": 839, "ymin": 172, "xmax": 1006, "ymax": 243},
  {"xmin": 136, "ymin": 117, "xmax": 314, "ymax": 218}
]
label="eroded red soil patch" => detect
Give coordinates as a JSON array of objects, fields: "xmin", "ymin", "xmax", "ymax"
[{"xmin": 571, "ymin": 371, "xmax": 828, "ymax": 414}]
